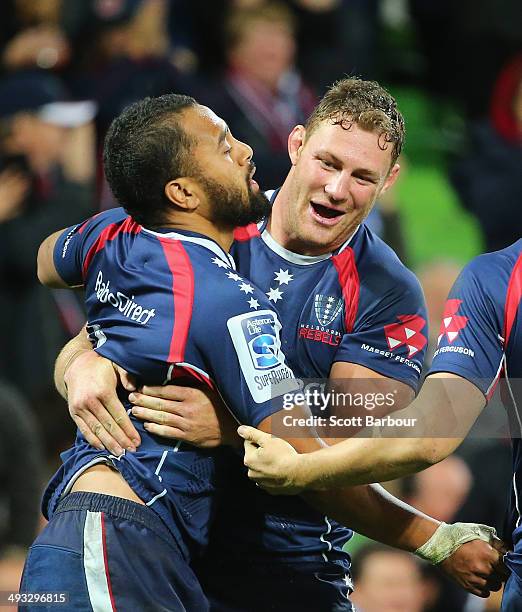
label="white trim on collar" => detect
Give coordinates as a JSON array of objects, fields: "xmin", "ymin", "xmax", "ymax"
[
  {"xmin": 141, "ymin": 228, "xmax": 235, "ymax": 270},
  {"xmin": 260, "ymin": 225, "xmax": 360, "ymax": 265}
]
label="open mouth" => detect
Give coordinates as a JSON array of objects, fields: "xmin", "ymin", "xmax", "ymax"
[
  {"xmin": 310, "ymin": 202, "xmax": 344, "ymax": 220},
  {"xmin": 310, "ymin": 202, "xmax": 344, "ymax": 225}
]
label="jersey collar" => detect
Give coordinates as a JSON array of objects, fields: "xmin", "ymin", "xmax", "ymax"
[
  {"xmin": 259, "ymin": 187, "xmax": 360, "ymax": 264},
  {"xmin": 142, "ymin": 227, "xmax": 236, "ymax": 269}
]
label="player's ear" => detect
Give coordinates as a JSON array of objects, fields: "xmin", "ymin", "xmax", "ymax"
[
  {"xmin": 164, "ymin": 178, "xmax": 201, "ymax": 211},
  {"xmin": 288, "ymin": 125, "xmax": 306, "ymax": 165},
  {"xmin": 380, "ymin": 163, "xmax": 400, "ymax": 195}
]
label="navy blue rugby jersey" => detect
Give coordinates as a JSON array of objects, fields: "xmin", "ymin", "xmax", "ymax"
[
  {"xmin": 430, "ymin": 239, "xmax": 522, "ymax": 554},
  {"xmin": 43, "ymin": 207, "xmax": 298, "ymax": 560},
  {"xmin": 206, "ymin": 189, "xmax": 428, "ymax": 565}
]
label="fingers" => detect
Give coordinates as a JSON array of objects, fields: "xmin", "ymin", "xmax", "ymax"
[
  {"xmin": 103, "ymin": 395, "xmax": 141, "ymax": 446},
  {"xmin": 131, "ymin": 406, "xmax": 184, "ymax": 430},
  {"xmin": 73, "ymin": 415, "xmax": 104, "ymax": 451},
  {"xmin": 70, "ymin": 398, "xmax": 134, "ymax": 455},
  {"xmin": 129, "ymin": 392, "xmax": 181, "ymax": 415},
  {"xmin": 113, "ymin": 363, "xmax": 137, "ymax": 392},
  {"xmin": 142, "ymin": 422, "xmax": 186, "ymax": 440},
  {"xmin": 237, "ymin": 425, "xmax": 272, "ymax": 446},
  {"xmin": 139, "ymin": 384, "xmax": 199, "ymax": 402}
]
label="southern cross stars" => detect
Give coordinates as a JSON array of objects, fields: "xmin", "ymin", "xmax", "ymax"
[
  {"xmin": 239, "ymin": 282, "xmax": 254, "ymax": 294},
  {"xmin": 226, "ymin": 271, "xmax": 242, "ymax": 281},
  {"xmin": 211, "ymin": 256, "xmax": 229, "ymax": 269},
  {"xmin": 248, "ymin": 297, "xmax": 260, "ymax": 310},
  {"xmin": 274, "ymin": 268, "xmax": 293, "ymax": 285},
  {"xmin": 266, "ymin": 287, "xmax": 283, "ymax": 303}
]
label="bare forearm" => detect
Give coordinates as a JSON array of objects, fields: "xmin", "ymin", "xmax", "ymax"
[
  {"xmin": 298, "ymin": 435, "xmax": 444, "ymax": 489},
  {"xmin": 304, "ymin": 483, "xmax": 439, "ymax": 552},
  {"xmin": 295, "ymin": 375, "xmax": 486, "ymax": 489},
  {"xmin": 54, "ymin": 328, "xmax": 92, "ymax": 399}
]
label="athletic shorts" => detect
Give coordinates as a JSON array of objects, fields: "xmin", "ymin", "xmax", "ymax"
[
  {"xmin": 503, "ymin": 551, "xmax": 522, "ymax": 611},
  {"xmin": 197, "ymin": 557, "xmax": 354, "ymax": 612},
  {"xmin": 20, "ymin": 492, "xmax": 208, "ymax": 611}
]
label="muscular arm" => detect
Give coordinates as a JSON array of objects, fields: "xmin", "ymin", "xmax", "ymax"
[
  {"xmin": 255, "ymin": 362, "xmax": 438, "ymax": 552},
  {"xmin": 284, "ymin": 373, "xmax": 485, "ymax": 490}
]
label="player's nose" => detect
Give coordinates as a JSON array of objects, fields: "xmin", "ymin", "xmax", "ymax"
[
  {"xmin": 324, "ymin": 173, "xmax": 349, "ymax": 202},
  {"xmin": 236, "ymin": 138, "xmax": 253, "ymax": 166}
]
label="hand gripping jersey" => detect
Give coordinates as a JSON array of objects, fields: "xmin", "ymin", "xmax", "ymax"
[
  {"xmin": 43, "ymin": 207, "xmax": 297, "ymax": 561},
  {"xmin": 202, "ymin": 190, "xmax": 428, "ymax": 589},
  {"xmin": 429, "ymin": 240, "xmax": 522, "ymax": 560}
]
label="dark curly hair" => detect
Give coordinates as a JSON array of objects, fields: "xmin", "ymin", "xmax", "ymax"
[
  {"xmin": 103, "ymin": 94, "xmax": 198, "ymax": 227},
  {"xmin": 305, "ymin": 78, "xmax": 405, "ymax": 165}
]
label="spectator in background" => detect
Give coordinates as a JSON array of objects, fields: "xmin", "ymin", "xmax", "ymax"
[
  {"xmin": 61, "ymin": 0, "xmax": 196, "ymax": 135},
  {"xmin": 0, "ymin": 381, "xmax": 44, "ymax": 593},
  {"xmin": 0, "ymin": 0, "xmax": 70, "ymax": 74},
  {"xmin": 350, "ymin": 543, "xmax": 426, "ymax": 612},
  {"xmin": 60, "ymin": 0, "xmax": 197, "ymax": 208},
  {"xmin": 0, "ymin": 71, "xmax": 96, "ymax": 405},
  {"xmin": 200, "ymin": 1, "xmax": 317, "ymax": 188},
  {"xmin": 451, "ymin": 53, "xmax": 522, "ymax": 252}
]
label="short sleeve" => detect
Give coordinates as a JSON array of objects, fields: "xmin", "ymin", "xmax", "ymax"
[
  {"xmin": 53, "ymin": 208, "xmax": 129, "ymax": 286},
  {"xmin": 333, "ymin": 268, "xmax": 428, "ymax": 391},
  {"xmin": 429, "ymin": 259, "xmax": 504, "ymax": 395}
]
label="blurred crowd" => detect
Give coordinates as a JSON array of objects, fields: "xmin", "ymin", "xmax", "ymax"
[{"xmin": 0, "ymin": 1, "xmax": 520, "ymax": 610}]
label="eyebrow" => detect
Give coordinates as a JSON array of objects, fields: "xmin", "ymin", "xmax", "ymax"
[
  {"xmin": 217, "ymin": 124, "xmax": 230, "ymax": 148},
  {"xmin": 317, "ymin": 149, "xmax": 381, "ymax": 180}
]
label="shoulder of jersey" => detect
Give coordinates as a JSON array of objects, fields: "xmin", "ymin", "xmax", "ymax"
[{"xmin": 354, "ymin": 225, "xmax": 420, "ymax": 288}]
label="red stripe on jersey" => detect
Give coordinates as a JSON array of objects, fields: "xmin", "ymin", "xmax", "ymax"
[
  {"xmin": 332, "ymin": 247, "xmax": 360, "ymax": 333},
  {"xmin": 100, "ymin": 513, "xmax": 117, "ymax": 612},
  {"xmin": 78, "ymin": 212, "xmax": 101, "ymax": 234},
  {"xmin": 169, "ymin": 365, "xmax": 215, "ymax": 389},
  {"xmin": 82, "ymin": 216, "xmax": 141, "ymax": 278},
  {"xmin": 233, "ymin": 223, "xmax": 261, "ymax": 242},
  {"xmin": 159, "ymin": 239, "xmax": 194, "ymax": 363},
  {"xmin": 504, "ymin": 252, "xmax": 522, "ymax": 347}
]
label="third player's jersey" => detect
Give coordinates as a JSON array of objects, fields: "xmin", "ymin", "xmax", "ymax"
[
  {"xmin": 430, "ymin": 239, "xmax": 522, "ymax": 551},
  {"xmin": 44, "ymin": 207, "xmax": 297, "ymax": 560},
  {"xmin": 208, "ymin": 190, "xmax": 428, "ymax": 570}
]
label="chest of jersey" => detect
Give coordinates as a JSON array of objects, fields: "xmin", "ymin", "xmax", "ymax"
[{"xmin": 234, "ymin": 238, "xmax": 351, "ymax": 378}]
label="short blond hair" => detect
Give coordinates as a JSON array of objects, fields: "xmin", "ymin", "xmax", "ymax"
[{"xmin": 305, "ymin": 78, "xmax": 405, "ymax": 164}]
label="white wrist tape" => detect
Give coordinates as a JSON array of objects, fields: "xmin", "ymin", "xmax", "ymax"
[{"xmin": 415, "ymin": 522, "xmax": 497, "ymax": 565}]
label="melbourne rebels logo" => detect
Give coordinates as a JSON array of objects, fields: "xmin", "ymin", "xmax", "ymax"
[
  {"xmin": 437, "ymin": 299, "xmax": 468, "ymax": 345},
  {"xmin": 384, "ymin": 315, "xmax": 427, "ymax": 358},
  {"xmin": 314, "ymin": 294, "xmax": 343, "ymax": 327},
  {"xmin": 248, "ymin": 334, "xmax": 281, "ymax": 369}
]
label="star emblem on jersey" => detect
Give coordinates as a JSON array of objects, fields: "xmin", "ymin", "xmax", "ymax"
[
  {"xmin": 211, "ymin": 256, "xmax": 230, "ymax": 269},
  {"xmin": 248, "ymin": 297, "xmax": 260, "ymax": 310},
  {"xmin": 226, "ymin": 271, "xmax": 242, "ymax": 281},
  {"xmin": 274, "ymin": 268, "xmax": 294, "ymax": 285},
  {"xmin": 383, "ymin": 314, "xmax": 427, "ymax": 357},
  {"xmin": 239, "ymin": 282, "xmax": 254, "ymax": 294},
  {"xmin": 314, "ymin": 294, "xmax": 343, "ymax": 326},
  {"xmin": 437, "ymin": 299, "xmax": 468, "ymax": 345},
  {"xmin": 266, "ymin": 287, "xmax": 283, "ymax": 303}
]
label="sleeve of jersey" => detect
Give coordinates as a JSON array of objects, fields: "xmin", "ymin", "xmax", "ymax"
[
  {"xmin": 429, "ymin": 260, "xmax": 504, "ymax": 397},
  {"xmin": 202, "ymin": 292, "xmax": 299, "ymax": 427},
  {"xmin": 52, "ymin": 208, "xmax": 129, "ymax": 286},
  {"xmin": 333, "ymin": 269, "xmax": 428, "ymax": 391}
]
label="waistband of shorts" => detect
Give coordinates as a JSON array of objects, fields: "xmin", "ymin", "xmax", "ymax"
[{"xmin": 55, "ymin": 491, "xmax": 179, "ymax": 552}]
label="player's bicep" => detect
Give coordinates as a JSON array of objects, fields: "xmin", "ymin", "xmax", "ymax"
[{"xmin": 37, "ymin": 229, "xmax": 71, "ymax": 288}]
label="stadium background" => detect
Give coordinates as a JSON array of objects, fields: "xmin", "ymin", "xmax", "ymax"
[{"xmin": 0, "ymin": 1, "xmax": 520, "ymax": 610}]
